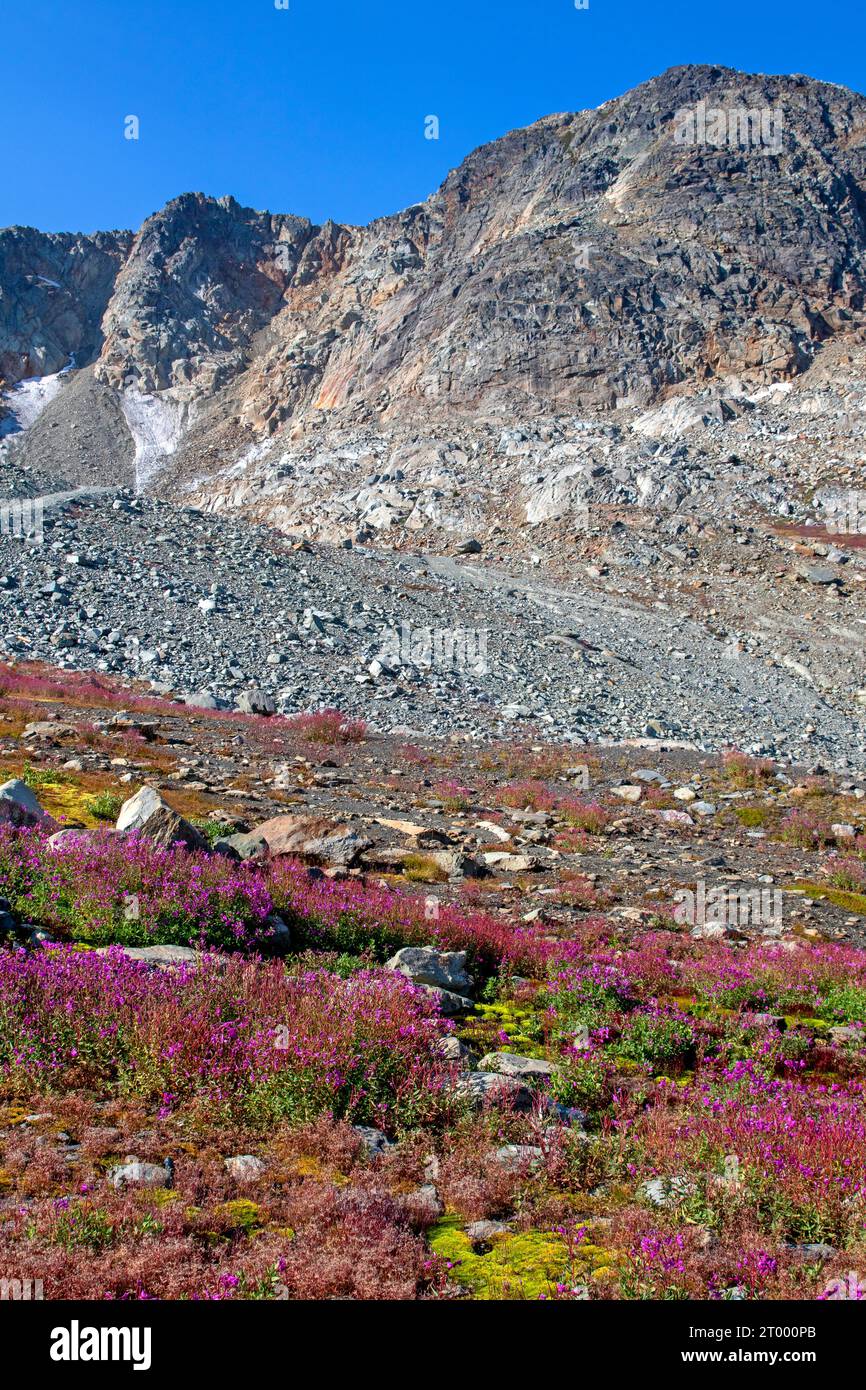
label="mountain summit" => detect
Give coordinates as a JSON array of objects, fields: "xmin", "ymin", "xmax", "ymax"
[{"xmin": 2, "ymin": 64, "xmax": 866, "ymax": 510}]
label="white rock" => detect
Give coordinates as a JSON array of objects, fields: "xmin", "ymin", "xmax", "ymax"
[
  {"xmin": 116, "ymin": 785, "xmax": 165, "ymax": 834},
  {"xmin": 673, "ymin": 786, "xmax": 696, "ymax": 802},
  {"xmin": 224, "ymin": 1155, "xmax": 266, "ymax": 1181}
]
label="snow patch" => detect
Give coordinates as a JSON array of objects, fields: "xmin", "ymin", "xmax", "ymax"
[
  {"xmin": 120, "ymin": 389, "xmax": 187, "ymax": 491},
  {"xmin": 0, "ymin": 357, "xmax": 75, "ymax": 437}
]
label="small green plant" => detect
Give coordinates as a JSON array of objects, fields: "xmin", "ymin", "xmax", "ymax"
[
  {"xmin": 192, "ymin": 818, "xmax": 231, "ymax": 847},
  {"xmin": 85, "ymin": 790, "xmax": 124, "ymax": 822},
  {"xmin": 22, "ymin": 761, "xmax": 69, "ymax": 790},
  {"xmin": 433, "ymin": 781, "xmax": 472, "ymax": 812},
  {"xmin": 558, "ymin": 799, "xmax": 610, "ymax": 834},
  {"xmin": 817, "ymin": 982, "xmax": 866, "ymax": 1025},
  {"xmin": 722, "ymin": 751, "xmax": 775, "ymax": 790},
  {"xmin": 778, "ymin": 812, "xmax": 832, "ymax": 850},
  {"xmin": 403, "ymin": 853, "xmax": 448, "ymax": 883},
  {"xmin": 53, "ymin": 1203, "xmax": 116, "ymax": 1252},
  {"xmin": 289, "ymin": 709, "xmax": 367, "ymax": 744},
  {"xmin": 612, "ymin": 1013, "xmax": 694, "ymax": 1068},
  {"xmin": 331, "ymin": 953, "xmax": 367, "ymax": 979},
  {"xmin": 551, "ymin": 1053, "xmax": 611, "ymax": 1112}
]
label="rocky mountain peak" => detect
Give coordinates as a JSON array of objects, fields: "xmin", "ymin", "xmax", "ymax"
[{"xmin": 2, "ymin": 65, "xmax": 866, "ymax": 513}]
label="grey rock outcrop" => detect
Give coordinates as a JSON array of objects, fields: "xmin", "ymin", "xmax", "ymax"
[{"xmin": 115, "ymin": 786, "xmax": 209, "ymax": 852}]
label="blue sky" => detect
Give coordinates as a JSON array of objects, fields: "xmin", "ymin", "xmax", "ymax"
[{"xmin": 4, "ymin": 0, "xmax": 864, "ymax": 234}]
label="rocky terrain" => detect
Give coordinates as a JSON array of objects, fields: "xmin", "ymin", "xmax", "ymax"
[
  {"xmin": 2, "ymin": 64, "xmax": 866, "ymax": 773},
  {"xmin": 1, "ymin": 667, "xmax": 866, "ymax": 1301},
  {"xmin": 0, "ymin": 482, "xmax": 864, "ymax": 768}
]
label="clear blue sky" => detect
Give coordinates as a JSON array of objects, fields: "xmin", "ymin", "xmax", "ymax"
[{"xmin": 4, "ymin": 0, "xmax": 864, "ymax": 235}]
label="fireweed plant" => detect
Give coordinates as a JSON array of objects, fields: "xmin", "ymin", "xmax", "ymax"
[
  {"xmin": 1, "ymin": 820, "xmax": 866, "ymax": 1299},
  {"xmin": 0, "ymin": 947, "xmax": 456, "ymax": 1131},
  {"xmin": 0, "ymin": 827, "xmax": 276, "ymax": 950}
]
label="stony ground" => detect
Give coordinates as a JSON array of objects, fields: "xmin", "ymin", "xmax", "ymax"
[
  {"xmin": 1, "ymin": 469, "xmax": 864, "ymax": 770},
  {"xmin": 1, "ymin": 664, "xmax": 866, "ymax": 1300}
]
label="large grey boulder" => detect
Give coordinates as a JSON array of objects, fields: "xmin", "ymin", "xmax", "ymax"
[
  {"xmin": 465, "ymin": 1219, "xmax": 509, "ymax": 1241},
  {"xmin": 22, "ymin": 720, "xmax": 79, "ymax": 740},
  {"xmin": 183, "ymin": 692, "xmax": 227, "ymax": 710},
  {"xmin": 353, "ymin": 1126, "xmax": 394, "ymax": 1159},
  {"xmin": 108, "ymin": 1160, "xmax": 170, "ymax": 1189},
  {"xmin": 236, "ymin": 689, "xmax": 275, "ymax": 715},
  {"xmin": 96, "ymin": 944, "xmax": 199, "ymax": 969},
  {"xmin": 224, "ymin": 1155, "xmax": 266, "ymax": 1181},
  {"xmin": 385, "ymin": 946, "xmax": 473, "ymax": 995},
  {"xmin": 116, "ymin": 787, "xmax": 209, "ymax": 853},
  {"xmin": 435, "ymin": 1036, "xmax": 472, "ymax": 1065},
  {"xmin": 47, "ymin": 828, "xmax": 98, "ymax": 849},
  {"xmin": 418, "ymin": 985, "xmax": 475, "ymax": 1017},
  {"xmin": 454, "ymin": 1072, "xmax": 533, "ymax": 1111},
  {"xmin": 219, "ymin": 830, "xmax": 269, "ymax": 860},
  {"xmin": 0, "ymin": 779, "xmax": 54, "ymax": 829},
  {"xmin": 249, "ymin": 814, "xmax": 372, "ymax": 868},
  {"xmin": 640, "ymin": 1175, "xmax": 695, "ymax": 1208},
  {"xmin": 487, "ymin": 1144, "xmax": 545, "ymax": 1172},
  {"xmin": 116, "ymin": 785, "xmax": 164, "ymax": 833},
  {"xmin": 478, "ymin": 1051, "xmax": 559, "ymax": 1079}
]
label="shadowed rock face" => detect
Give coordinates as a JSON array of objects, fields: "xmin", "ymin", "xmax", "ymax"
[
  {"xmin": 0, "ymin": 226, "xmax": 131, "ymax": 389},
  {"xmin": 3, "ymin": 64, "xmax": 866, "ymax": 495}
]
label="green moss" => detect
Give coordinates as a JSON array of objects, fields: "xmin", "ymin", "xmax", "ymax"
[
  {"xmin": 214, "ymin": 1199, "xmax": 263, "ymax": 1233},
  {"xmin": 429, "ymin": 1216, "xmax": 618, "ymax": 1299},
  {"xmin": 429, "ymin": 1216, "xmax": 571, "ymax": 1299},
  {"xmin": 783, "ymin": 1016, "xmax": 829, "ymax": 1033},
  {"xmin": 36, "ymin": 780, "xmax": 104, "ymax": 828},
  {"xmin": 458, "ymin": 1000, "xmax": 546, "ymax": 1055},
  {"xmin": 794, "ymin": 882, "xmax": 866, "ymax": 916}
]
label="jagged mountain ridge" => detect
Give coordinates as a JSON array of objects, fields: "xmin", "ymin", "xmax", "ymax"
[
  {"xmin": 0, "ymin": 226, "xmax": 131, "ymax": 386},
  {"xmin": 2, "ymin": 63, "xmax": 866, "ymax": 513}
]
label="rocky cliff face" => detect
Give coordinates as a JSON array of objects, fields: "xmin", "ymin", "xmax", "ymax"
[
  {"xmin": 3, "ymin": 64, "xmax": 866, "ymax": 524},
  {"xmin": 0, "ymin": 226, "xmax": 131, "ymax": 389},
  {"xmin": 95, "ymin": 194, "xmax": 344, "ymax": 396}
]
